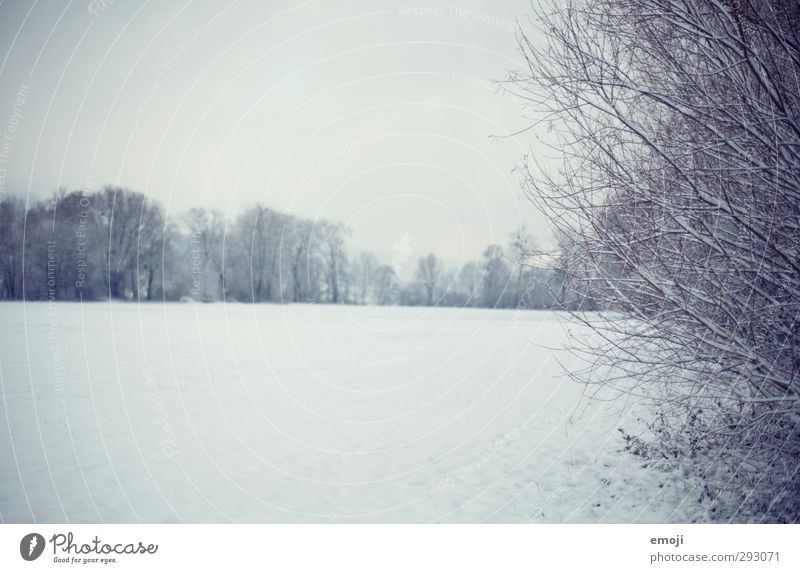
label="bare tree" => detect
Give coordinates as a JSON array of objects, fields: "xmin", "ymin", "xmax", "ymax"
[
  {"xmin": 374, "ymin": 264, "xmax": 398, "ymax": 306},
  {"xmin": 95, "ymin": 186, "xmax": 152, "ymax": 299},
  {"xmin": 480, "ymin": 245, "xmax": 510, "ymax": 308},
  {"xmin": 508, "ymin": 225, "xmax": 536, "ymax": 306},
  {"xmin": 0, "ymin": 196, "xmax": 26, "ymax": 299},
  {"xmin": 187, "ymin": 207, "xmax": 226, "ymax": 301},
  {"xmin": 135, "ymin": 199, "xmax": 166, "ymax": 301},
  {"xmin": 352, "ymin": 252, "xmax": 378, "ymax": 305},
  {"xmin": 234, "ymin": 204, "xmax": 286, "ymax": 302},
  {"xmin": 457, "ymin": 262, "xmax": 481, "ymax": 307},
  {"xmin": 316, "ymin": 221, "xmax": 348, "ymax": 304},
  {"xmin": 283, "ymin": 219, "xmax": 315, "ymax": 303},
  {"xmin": 416, "ymin": 253, "xmax": 442, "ymax": 306}
]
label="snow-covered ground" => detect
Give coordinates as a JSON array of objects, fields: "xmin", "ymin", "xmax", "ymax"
[{"xmin": 0, "ymin": 302, "xmax": 700, "ymax": 523}]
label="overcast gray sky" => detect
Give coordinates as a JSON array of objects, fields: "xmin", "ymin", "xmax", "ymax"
[{"xmin": 0, "ymin": 0, "xmax": 547, "ymax": 267}]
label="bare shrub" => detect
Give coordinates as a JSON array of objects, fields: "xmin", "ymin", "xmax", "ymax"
[{"xmin": 511, "ymin": 0, "xmax": 800, "ymax": 522}]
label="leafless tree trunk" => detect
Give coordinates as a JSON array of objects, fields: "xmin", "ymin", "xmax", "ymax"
[
  {"xmin": 316, "ymin": 221, "xmax": 348, "ymax": 304},
  {"xmin": 509, "ymin": 225, "xmax": 536, "ymax": 305},
  {"xmin": 0, "ymin": 197, "xmax": 25, "ymax": 299},
  {"xmin": 416, "ymin": 253, "xmax": 442, "ymax": 306}
]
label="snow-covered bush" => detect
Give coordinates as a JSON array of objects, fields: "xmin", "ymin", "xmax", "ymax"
[{"xmin": 512, "ymin": 0, "xmax": 800, "ymax": 521}]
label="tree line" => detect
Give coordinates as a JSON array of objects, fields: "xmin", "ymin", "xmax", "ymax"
[{"xmin": 0, "ymin": 187, "xmax": 572, "ymax": 309}]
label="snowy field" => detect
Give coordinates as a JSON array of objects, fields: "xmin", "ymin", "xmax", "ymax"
[{"xmin": 0, "ymin": 302, "xmax": 700, "ymax": 523}]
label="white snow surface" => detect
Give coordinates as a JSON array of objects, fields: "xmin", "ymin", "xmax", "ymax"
[{"xmin": 0, "ymin": 302, "xmax": 701, "ymax": 523}]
